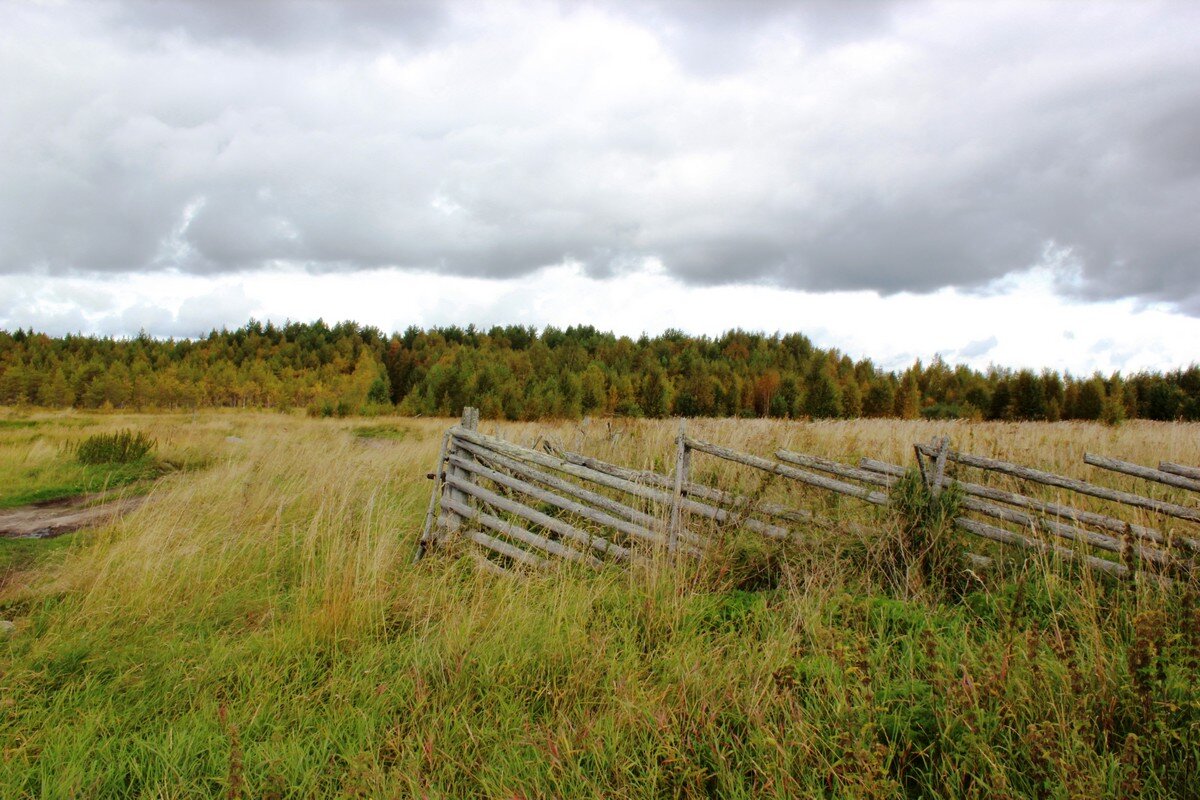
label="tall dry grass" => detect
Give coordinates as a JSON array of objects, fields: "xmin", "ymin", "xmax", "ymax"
[{"xmin": 0, "ymin": 411, "xmax": 1198, "ymax": 797}]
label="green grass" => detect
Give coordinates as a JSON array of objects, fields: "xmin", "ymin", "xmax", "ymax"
[
  {"xmin": 352, "ymin": 423, "xmax": 416, "ymax": 441},
  {"xmin": 0, "ymin": 461, "xmax": 163, "ymax": 509},
  {"xmin": 1, "ymin": 412, "xmax": 1198, "ymax": 797},
  {"xmin": 0, "ymin": 534, "xmax": 77, "ymax": 577}
]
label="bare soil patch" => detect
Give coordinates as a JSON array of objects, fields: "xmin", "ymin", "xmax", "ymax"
[{"xmin": 0, "ymin": 492, "xmax": 147, "ymax": 539}]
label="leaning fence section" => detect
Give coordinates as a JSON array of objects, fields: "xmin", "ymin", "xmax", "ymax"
[{"xmin": 417, "ymin": 407, "xmax": 1200, "ymax": 584}]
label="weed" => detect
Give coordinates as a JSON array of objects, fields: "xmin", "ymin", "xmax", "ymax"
[
  {"xmin": 875, "ymin": 468, "xmax": 971, "ymax": 598},
  {"xmin": 75, "ymin": 429, "xmax": 156, "ymax": 465}
]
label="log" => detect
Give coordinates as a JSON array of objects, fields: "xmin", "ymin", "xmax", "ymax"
[
  {"xmin": 1085, "ymin": 453, "xmax": 1200, "ymax": 494},
  {"xmin": 861, "ymin": 457, "xmax": 1200, "ymax": 554},
  {"xmin": 447, "ymin": 453, "xmax": 697, "ymax": 555},
  {"xmin": 1160, "ymin": 461, "xmax": 1200, "ymax": 481},
  {"xmin": 916, "ymin": 443, "xmax": 1200, "ymax": 526},
  {"xmin": 452, "ymin": 437, "xmax": 677, "ymax": 541},
  {"xmin": 444, "ymin": 473, "xmax": 629, "ymax": 561},
  {"xmin": 452, "ymin": 427, "xmax": 791, "ymax": 540},
  {"xmin": 441, "ymin": 496, "xmax": 602, "ymax": 568},
  {"xmin": 464, "ymin": 529, "xmax": 548, "ymax": 570},
  {"xmin": 953, "ymin": 517, "xmax": 1129, "ymax": 579},
  {"xmin": 684, "ymin": 435, "xmax": 890, "ymax": 507},
  {"xmin": 775, "ymin": 451, "xmax": 894, "ymax": 488},
  {"xmin": 957, "ymin": 495, "xmax": 1173, "ymax": 568},
  {"xmin": 470, "ymin": 550, "xmax": 516, "ymax": 578},
  {"xmin": 553, "ymin": 445, "xmax": 817, "ymax": 526}
]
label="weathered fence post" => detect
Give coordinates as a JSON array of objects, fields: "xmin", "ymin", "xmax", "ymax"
[
  {"xmin": 930, "ymin": 436, "xmax": 950, "ymax": 498},
  {"xmin": 669, "ymin": 418, "xmax": 690, "ymax": 552},
  {"xmin": 414, "ymin": 431, "xmax": 451, "ymax": 563},
  {"xmin": 418, "ymin": 407, "xmax": 480, "ymax": 560}
]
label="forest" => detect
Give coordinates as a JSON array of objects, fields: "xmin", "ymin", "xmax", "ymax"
[{"xmin": 1, "ymin": 320, "xmax": 1198, "ymax": 422}]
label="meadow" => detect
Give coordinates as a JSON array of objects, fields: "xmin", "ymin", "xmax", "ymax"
[{"xmin": 1, "ymin": 410, "xmax": 1199, "ymax": 798}]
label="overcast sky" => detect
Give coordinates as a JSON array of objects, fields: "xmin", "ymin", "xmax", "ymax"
[{"xmin": 2, "ymin": 0, "xmax": 1198, "ymax": 372}]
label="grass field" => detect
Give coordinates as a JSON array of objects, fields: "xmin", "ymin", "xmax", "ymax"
[{"xmin": 2, "ymin": 410, "xmax": 1199, "ymax": 797}]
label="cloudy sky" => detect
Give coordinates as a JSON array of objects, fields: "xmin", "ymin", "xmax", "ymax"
[{"xmin": 2, "ymin": 0, "xmax": 1198, "ymax": 372}]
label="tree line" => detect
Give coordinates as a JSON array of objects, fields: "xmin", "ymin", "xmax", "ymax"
[{"xmin": 1, "ymin": 320, "xmax": 1198, "ymax": 422}]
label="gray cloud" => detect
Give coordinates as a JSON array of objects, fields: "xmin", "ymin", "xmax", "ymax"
[
  {"xmin": 957, "ymin": 336, "xmax": 999, "ymax": 361},
  {"xmin": 2, "ymin": 0, "xmax": 1199, "ymax": 312}
]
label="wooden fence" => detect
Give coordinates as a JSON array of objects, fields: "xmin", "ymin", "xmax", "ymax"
[{"xmin": 416, "ymin": 408, "xmax": 1200, "ymax": 583}]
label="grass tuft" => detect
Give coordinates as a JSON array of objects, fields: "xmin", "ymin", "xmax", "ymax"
[{"xmin": 75, "ymin": 429, "xmax": 157, "ymax": 465}]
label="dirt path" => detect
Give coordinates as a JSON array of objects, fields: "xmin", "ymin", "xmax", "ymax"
[{"xmin": 0, "ymin": 493, "xmax": 148, "ymax": 539}]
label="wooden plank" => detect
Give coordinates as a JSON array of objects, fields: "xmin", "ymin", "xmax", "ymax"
[
  {"xmin": 463, "ymin": 529, "xmax": 548, "ymax": 569},
  {"xmin": 444, "ymin": 473, "xmax": 630, "ymax": 561},
  {"xmin": 554, "ymin": 445, "xmax": 817, "ymax": 526},
  {"xmin": 440, "ymin": 407, "xmax": 480, "ymax": 537},
  {"xmin": 953, "ymin": 517, "xmax": 1130, "ymax": 579},
  {"xmin": 861, "ymin": 456, "xmax": 1200, "ymax": 553},
  {"xmin": 1160, "ymin": 461, "xmax": 1200, "ymax": 481},
  {"xmin": 916, "ymin": 443, "xmax": 1200, "ymax": 526},
  {"xmin": 775, "ymin": 451, "xmax": 894, "ymax": 487},
  {"xmin": 470, "ymin": 550, "xmax": 516, "ymax": 578},
  {"xmin": 447, "ymin": 452, "xmax": 697, "ymax": 555},
  {"xmin": 684, "ymin": 435, "xmax": 890, "ymax": 507},
  {"xmin": 452, "ymin": 427, "xmax": 791, "ymax": 540},
  {"xmin": 452, "ymin": 437, "xmax": 676, "ymax": 540},
  {"xmin": 957, "ymin": 494, "xmax": 1173, "ymax": 568},
  {"xmin": 441, "ymin": 496, "xmax": 602, "ymax": 567},
  {"xmin": 1085, "ymin": 453, "xmax": 1200, "ymax": 494}
]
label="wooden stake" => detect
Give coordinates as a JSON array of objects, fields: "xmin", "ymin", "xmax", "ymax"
[
  {"xmin": 413, "ymin": 431, "xmax": 450, "ymax": 563},
  {"xmin": 669, "ymin": 419, "xmax": 690, "ymax": 552},
  {"xmin": 931, "ymin": 436, "xmax": 950, "ymax": 498}
]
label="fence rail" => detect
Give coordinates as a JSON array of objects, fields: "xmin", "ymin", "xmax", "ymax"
[{"xmin": 417, "ymin": 408, "xmax": 1199, "ymax": 584}]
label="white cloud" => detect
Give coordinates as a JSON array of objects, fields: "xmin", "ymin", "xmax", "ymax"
[{"xmin": 2, "ymin": 262, "xmax": 1196, "ymax": 375}]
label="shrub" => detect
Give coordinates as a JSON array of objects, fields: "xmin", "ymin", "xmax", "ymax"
[
  {"xmin": 877, "ymin": 468, "xmax": 969, "ymax": 598},
  {"xmin": 76, "ymin": 430, "xmax": 157, "ymax": 465}
]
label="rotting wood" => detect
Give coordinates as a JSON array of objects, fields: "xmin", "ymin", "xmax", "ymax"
[
  {"xmin": 684, "ymin": 435, "xmax": 889, "ymax": 507},
  {"xmin": 453, "ymin": 427, "xmax": 791, "ymax": 540},
  {"xmin": 463, "ymin": 528, "xmax": 549, "ymax": 570},
  {"xmin": 440, "ymin": 407, "xmax": 480, "ymax": 539},
  {"xmin": 957, "ymin": 494, "xmax": 1173, "ymax": 568},
  {"xmin": 916, "ymin": 443, "xmax": 1200, "ymax": 526},
  {"xmin": 786, "ymin": 452, "xmax": 1177, "ymax": 570},
  {"xmin": 451, "ymin": 437, "xmax": 677, "ymax": 541},
  {"xmin": 861, "ymin": 456, "xmax": 1200, "ymax": 554},
  {"xmin": 1160, "ymin": 461, "xmax": 1200, "ymax": 481},
  {"xmin": 441, "ymin": 496, "xmax": 602, "ymax": 568},
  {"xmin": 669, "ymin": 419, "xmax": 689, "ymax": 552},
  {"xmin": 447, "ymin": 452, "xmax": 696, "ymax": 555},
  {"xmin": 931, "ymin": 436, "xmax": 950, "ymax": 498},
  {"xmin": 552, "ymin": 445, "xmax": 817, "ymax": 526},
  {"xmin": 953, "ymin": 517, "xmax": 1130, "ymax": 579},
  {"xmin": 776, "ymin": 451, "xmax": 894, "ymax": 488},
  {"xmin": 470, "ymin": 550, "xmax": 516, "ymax": 578},
  {"xmin": 444, "ymin": 473, "xmax": 630, "ymax": 561},
  {"xmin": 1085, "ymin": 453, "xmax": 1200, "ymax": 494}
]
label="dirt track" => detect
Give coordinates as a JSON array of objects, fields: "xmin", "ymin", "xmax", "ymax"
[{"xmin": 0, "ymin": 493, "xmax": 147, "ymax": 539}]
